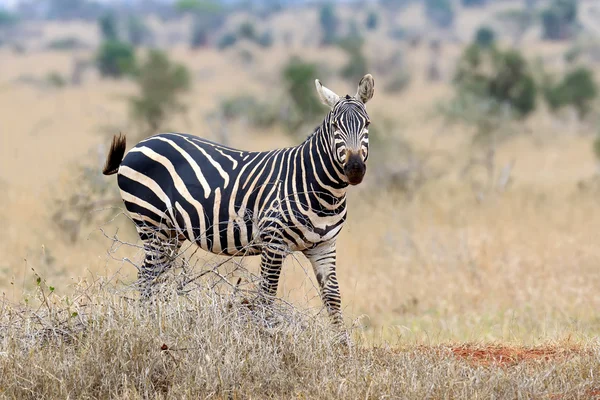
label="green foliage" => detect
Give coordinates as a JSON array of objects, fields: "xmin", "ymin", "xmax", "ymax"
[
  {"xmin": 257, "ymin": 31, "xmax": 274, "ymax": 48},
  {"xmin": 96, "ymin": 40, "xmax": 136, "ymax": 78},
  {"xmin": 129, "ymin": 50, "xmax": 191, "ymax": 136},
  {"xmin": 425, "ymin": 0, "xmax": 454, "ymax": 28},
  {"xmin": 0, "ymin": 9, "xmax": 18, "ymax": 26},
  {"xmin": 175, "ymin": 0, "xmax": 222, "ymax": 14},
  {"xmin": 99, "ymin": 12, "xmax": 118, "ymax": 41},
  {"xmin": 474, "ymin": 26, "xmax": 495, "ymax": 48},
  {"xmin": 454, "ymin": 44, "xmax": 537, "ymax": 118},
  {"xmin": 462, "ymin": 0, "xmax": 487, "ymax": 6},
  {"xmin": 319, "ymin": 3, "xmax": 338, "ymax": 46},
  {"xmin": 127, "ymin": 16, "xmax": 150, "ymax": 47},
  {"xmin": 339, "ymin": 38, "xmax": 368, "ymax": 84},
  {"xmin": 282, "ymin": 57, "xmax": 322, "ymax": 122},
  {"xmin": 217, "ymin": 32, "xmax": 237, "ymax": 50},
  {"xmin": 238, "ymin": 21, "xmax": 257, "ymax": 41},
  {"xmin": 541, "ymin": 0, "xmax": 577, "ymax": 41},
  {"xmin": 543, "ymin": 67, "xmax": 597, "ymax": 117},
  {"xmin": 365, "ymin": 10, "xmax": 378, "ymax": 31}
]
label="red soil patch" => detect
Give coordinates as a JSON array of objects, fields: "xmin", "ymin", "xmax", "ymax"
[{"xmin": 447, "ymin": 344, "xmax": 583, "ymax": 367}]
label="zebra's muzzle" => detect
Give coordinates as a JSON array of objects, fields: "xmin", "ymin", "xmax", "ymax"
[{"xmin": 343, "ymin": 153, "xmax": 366, "ymax": 185}]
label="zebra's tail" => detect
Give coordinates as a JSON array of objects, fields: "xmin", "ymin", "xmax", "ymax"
[{"xmin": 102, "ymin": 133, "xmax": 127, "ymax": 175}]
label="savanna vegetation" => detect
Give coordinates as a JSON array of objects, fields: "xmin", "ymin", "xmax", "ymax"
[{"xmin": 2, "ymin": 0, "xmax": 600, "ymax": 398}]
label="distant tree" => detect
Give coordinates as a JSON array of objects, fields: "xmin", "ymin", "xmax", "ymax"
[
  {"xmin": 338, "ymin": 37, "xmax": 368, "ymax": 84},
  {"xmin": 462, "ymin": 0, "xmax": 487, "ymax": 7},
  {"xmin": 282, "ymin": 57, "xmax": 322, "ymax": 123},
  {"xmin": 257, "ymin": 31, "xmax": 274, "ymax": 48},
  {"xmin": 319, "ymin": 3, "xmax": 338, "ymax": 45},
  {"xmin": 425, "ymin": 0, "xmax": 454, "ymax": 28},
  {"xmin": 454, "ymin": 44, "xmax": 537, "ymax": 118},
  {"xmin": 176, "ymin": 0, "xmax": 226, "ymax": 49},
  {"xmin": 474, "ymin": 26, "xmax": 495, "ymax": 47},
  {"xmin": 541, "ymin": 0, "xmax": 577, "ymax": 41},
  {"xmin": 543, "ymin": 67, "xmax": 597, "ymax": 117},
  {"xmin": 99, "ymin": 12, "xmax": 118, "ymax": 41},
  {"xmin": 238, "ymin": 21, "xmax": 257, "ymax": 41},
  {"xmin": 96, "ymin": 40, "xmax": 136, "ymax": 78},
  {"xmin": 0, "ymin": 9, "xmax": 18, "ymax": 26},
  {"xmin": 365, "ymin": 10, "xmax": 378, "ymax": 31},
  {"xmin": 217, "ymin": 32, "xmax": 237, "ymax": 50},
  {"xmin": 127, "ymin": 15, "xmax": 150, "ymax": 47},
  {"xmin": 129, "ymin": 50, "xmax": 191, "ymax": 137}
]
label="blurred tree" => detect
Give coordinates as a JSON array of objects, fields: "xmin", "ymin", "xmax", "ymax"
[
  {"xmin": 319, "ymin": 3, "xmax": 338, "ymax": 46},
  {"xmin": 425, "ymin": 0, "xmax": 454, "ymax": 28},
  {"xmin": 282, "ymin": 57, "xmax": 322, "ymax": 127},
  {"xmin": 130, "ymin": 50, "xmax": 191, "ymax": 137},
  {"xmin": 462, "ymin": 0, "xmax": 487, "ymax": 6},
  {"xmin": 96, "ymin": 40, "xmax": 136, "ymax": 78},
  {"xmin": 543, "ymin": 67, "xmax": 597, "ymax": 117},
  {"xmin": 365, "ymin": 10, "xmax": 379, "ymax": 31},
  {"xmin": 474, "ymin": 26, "xmax": 495, "ymax": 48},
  {"xmin": 454, "ymin": 44, "xmax": 537, "ymax": 118},
  {"xmin": 99, "ymin": 12, "xmax": 118, "ymax": 41},
  {"xmin": 541, "ymin": 0, "xmax": 578, "ymax": 41},
  {"xmin": 338, "ymin": 37, "xmax": 368, "ymax": 84},
  {"xmin": 217, "ymin": 32, "xmax": 238, "ymax": 50},
  {"xmin": 0, "ymin": 9, "xmax": 18, "ymax": 26},
  {"xmin": 127, "ymin": 15, "xmax": 150, "ymax": 47},
  {"xmin": 176, "ymin": 0, "xmax": 226, "ymax": 49},
  {"xmin": 238, "ymin": 21, "xmax": 257, "ymax": 41}
]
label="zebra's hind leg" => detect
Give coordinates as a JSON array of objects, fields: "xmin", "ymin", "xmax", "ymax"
[{"xmin": 135, "ymin": 222, "xmax": 183, "ymax": 300}]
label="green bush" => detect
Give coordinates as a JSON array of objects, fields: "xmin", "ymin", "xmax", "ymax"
[
  {"xmin": 365, "ymin": 10, "xmax": 378, "ymax": 31},
  {"xmin": 99, "ymin": 12, "xmax": 118, "ymax": 41},
  {"xmin": 96, "ymin": 40, "xmax": 136, "ymax": 78},
  {"xmin": 282, "ymin": 57, "xmax": 322, "ymax": 122},
  {"xmin": 217, "ymin": 32, "xmax": 237, "ymax": 50},
  {"xmin": 543, "ymin": 67, "xmax": 597, "ymax": 117},
  {"xmin": 474, "ymin": 26, "xmax": 495, "ymax": 47},
  {"xmin": 425, "ymin": 0, "xmax": 454, "ymax": 28},
  {"xmin": 339, "ymin": 39, "xmax": 368, "ymax": 84},
  {"xmin": 319, "ymin": 3, "xmax": 338, "ymax": 45},
  {"xmin": 129, "ymin": 50, "xmax": 191, "ymax": 136},
  {"xmin": 541, "ymin": 0, "xmax": 577, "ymax": 41},
  {"xmin": 257, "ymin": 31, "xmax": 274, "ymax": 48},
  {"xmin": 454, "ymin": 44, "xmax": 537, "ymax": 118},
  {"xmin": 238, "ymin": 21, "xmax": 257, "ymax": 41}
]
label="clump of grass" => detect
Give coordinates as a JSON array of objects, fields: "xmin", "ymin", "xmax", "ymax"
[{"xmin": 1, "ymin": 272, "xmax": 600, "ymax": 399}]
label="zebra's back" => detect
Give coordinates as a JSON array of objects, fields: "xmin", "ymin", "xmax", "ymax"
[{"xmin": 117, "ymin": 133, "xmax": 270, "ymax": 255}]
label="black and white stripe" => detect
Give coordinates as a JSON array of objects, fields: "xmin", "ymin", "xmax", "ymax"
[{"xmin": 103, "ymin": 74, "xmax": 375, "ymax": 325}]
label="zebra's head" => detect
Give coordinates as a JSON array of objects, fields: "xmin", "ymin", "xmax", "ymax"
[{"xmin": 315, "ymin": 74, "xmax": 374, "ymax": 186}]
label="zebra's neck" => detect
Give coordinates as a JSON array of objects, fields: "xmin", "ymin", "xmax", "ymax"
[{"xmin": 297, "ymin": 118, "xmax": 348, "ymax": 200}]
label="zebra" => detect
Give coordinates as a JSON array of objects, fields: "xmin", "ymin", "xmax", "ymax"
[{"xmin": 102, "ymin": 74, "xmax": 375, "ymax": 326}]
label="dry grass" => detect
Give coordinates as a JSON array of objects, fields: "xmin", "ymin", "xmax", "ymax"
[
  {"xmin": 3, "ymin": 4, "xmax": 600, "ymax": 397},
  {"xmin": 1, "ymin": 278, "xmax": 599, "ymax": 399}
]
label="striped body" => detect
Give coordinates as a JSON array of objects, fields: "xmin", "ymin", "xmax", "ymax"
[
  {"xmin": 117, "ymin": 130, "xmax": 348, "ymax": 256},
  {"xmin": 104, "ymin": 74, "xmax": 375, "ymax": 328}
]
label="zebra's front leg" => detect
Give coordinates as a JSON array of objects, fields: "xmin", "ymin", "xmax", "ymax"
[
  {"xmin": 258, "ymin": 243, "xmax": 287, "ymax": 305},
  {"xmin": 304, "ymin": 240, "xmax": 344, "ymax": 326}
]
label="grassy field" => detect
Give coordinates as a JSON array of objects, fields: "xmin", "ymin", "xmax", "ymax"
[{"xmin": 2, "ymin": 1, "xmax": 600, "ymax": 397}]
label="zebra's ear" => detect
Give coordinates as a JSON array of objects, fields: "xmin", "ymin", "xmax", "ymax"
[
  {"xmin": 315, "ymin": 79, "xmax": 340, "ymax": 109},
  {"xmin": 355, "ymin": 74, "xmax": 375, "ymax": 104}
]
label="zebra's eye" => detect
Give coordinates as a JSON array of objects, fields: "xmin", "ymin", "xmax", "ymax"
[{"xmin": 365, "ymin": 120, "xmax": 371, "ymax": 127}]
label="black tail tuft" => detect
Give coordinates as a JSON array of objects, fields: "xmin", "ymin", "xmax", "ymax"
[{"xmin": 102, "ymin": 133, "xmax": 127, "ymax": 175}]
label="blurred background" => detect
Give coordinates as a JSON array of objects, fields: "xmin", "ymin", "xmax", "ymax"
[{"xmin": 1, "ymin": 0, "xmax": 600, "ymax": 343}]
